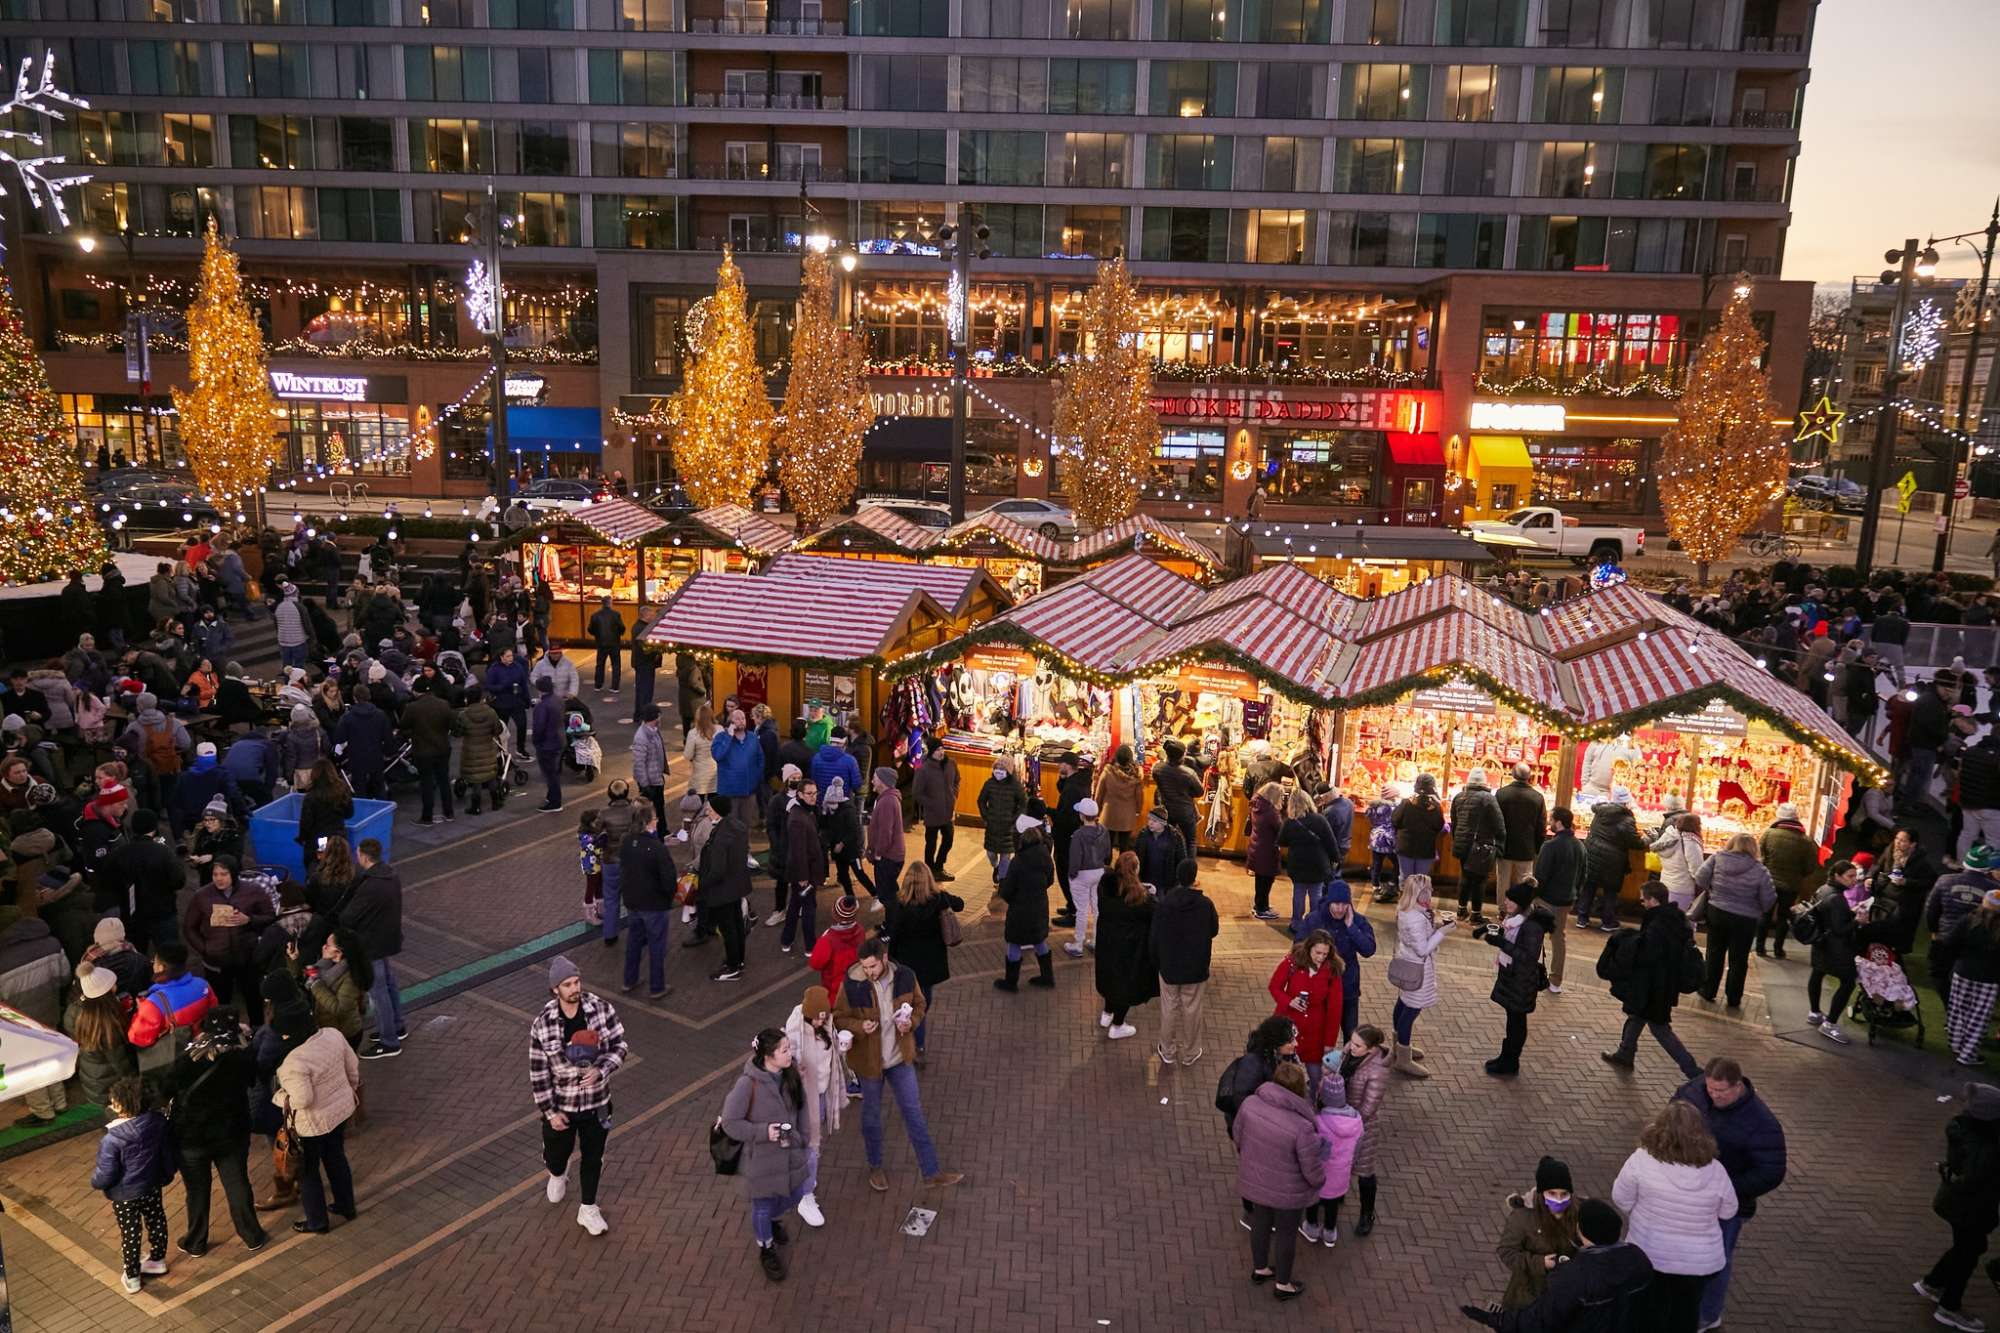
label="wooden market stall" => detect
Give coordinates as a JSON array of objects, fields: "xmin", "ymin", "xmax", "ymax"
[
  {"xmin": 642, "ymin": 569, "xmax": 957, "ymax": 735},
  {"xmin": 648, "ymin": 502, "xmax": 795, "ymax": 588},
  {"xmin": 792, "ymin": 504, "xmax": 942, "ymax": 560},
  {"xmin": 761, "ymin": 552, "xmax": 1013, "ymax": 637},
  {"xmin": 791, "ymin": 506, "xmax": 1068, "ymax": 600},
  {"xmin": 1053, "ymin": 515, "xmax": 1225, "ymax": 585}
]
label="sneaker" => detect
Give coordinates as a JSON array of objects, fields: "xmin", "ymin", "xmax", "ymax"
[
  {"xmin": 923, "ymin": 1171, "xmax": 965, "ymax": 1188},
  {"xmin": 1917, "ymin": 1280, "xmax": 1944, "ymax": 1303},
  {"xmin": 1181, "ymin": 1049, "xmax": 1204, "ymax": 1066},
  {"xmin": 122, "ymin": 1274, "xmax": 142, "ymax": 1294},
  {"xmin": 1547, "ymin": 983, "xmax": 1564, "ymax": 994},
  {"xmin": 1697, "ymin": 1320, "xmax": 1723, "ymax": 1333},
  {"xmin": 1820, "ymin": 1022, "xmax": 1852, "ymax": 1045},
  {"xmin": 243, "ymin": 1233, "xmax": 268, "ymax": 1252},
  {"xmin": 764, "ymin": 911, "xmax": 785, "ymax": 927},
  {"xmin": 759, "ymin": 1242, "xmax": 786, "ymax": 1282},
  {"xmin": 1099, "ymin": 1011, "xmax": 1114, "ymax": 1028},
  {"xmin": 175, "ymin": 1239, "xmax": 207, "ymax": 1258},
  {"xmin": 1936, "ymin": 1309, "xmax": 1987, "ymax": 1332},
  {"xmin": 647, "ymin": 988, "xmax": 672, "ymax": 1000},
  {"xmin": 713, "ymin": 966, "xmax": 744, "ymax": 981},
  {"xmin": 1597, "ymin": 922, "xmax": 1620, "ymax": 933},
  {"xmin": 140, "ymin": 1258, "xmax": 168, "ymax": 1277},
  {"xmin": 797, "ymin": 1193, "xmax": 825, "ymax": 1227},
  {"xmin": 1322, "ymin": 1226, "xmax": 1338, "ymax": 1248},
  {"xmin": 547, "ymin": 1171, "xmax": 568, "ymax": 1203},
  {"xmin": 360, "ymin": 1043, "xmax": 400, "ymax": 1060},
  {"xmin": 868, "ymin": 1169, "xmax": 889, "ymax": 1192},
  {"xmin": 1065, "ymin": 942, "xmax": 1085, "ymax": 958},
  {"xmin": 1298, "ymin": 1220, "xmax": 1322, "ymax": 1243},
  {"xmin": 576, "ymin": 1204, "xmax": 607, "ymax": 1236},
  {"xmin": 1805, "ymin": 1011, "xmax": 1825, "ymax": 1027},
  {"xmin": 1251, "ymin": 908, "xmax": 1280, "ymax": 921},
  {"xmin": 538, "ymin": 802, "xmax": 562, "ymax": 813},
  {"xmin": 780, "ymin": 944, "xmax": 793, "ymax": 954},
  {"xmin": 1107, "ymin": 1024, "xmax": 1137, "ymax": 1040},
  {"xmin": 417, "ymin": 816, "xmax": 434, "ymax": 827},
  {"xmin": 935, "ymin": 869, "xmax": 956, "ymax": 881},
  {"xmin": 1157, "ymin": 1044, "xmax": 1175, "ymax": 1065}
]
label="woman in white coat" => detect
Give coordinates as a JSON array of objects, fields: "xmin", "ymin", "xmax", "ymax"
[
  {"xmin": 781, "ymin": 983, "xmax": 851, "ymax": 1229},
  {"xmin": 273, "ymin": 1021, "xmax": 361, "ymax": 1235},
  {"xmin": 683, "ymin": 703, "xmax": 719, "ymax": 796},
  {"xmin": 1611, "ymin": 1100, "xmax": 1738, "ymax": 1333},
  {"xmin": 1651, "ymin": 813, "xmax": 1707, "ymax": 912},
  {"xmin": 1390, "ymin": 874, "xmax": 1455, "ymax": 1078}
]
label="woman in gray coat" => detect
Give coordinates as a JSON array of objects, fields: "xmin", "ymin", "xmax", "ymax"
[{"xmin": 719, "ymin": 1027, "xmax": 812, "ymax": 1283}]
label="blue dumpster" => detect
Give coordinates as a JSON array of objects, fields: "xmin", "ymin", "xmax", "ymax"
[{"xmin": 247, "ymin": 793, "xmax": 396, "ymax": 882}]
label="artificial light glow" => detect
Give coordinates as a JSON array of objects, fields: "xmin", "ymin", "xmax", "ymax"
[
  {"xmin": 839, "ymin": 253, "xmax": 857, "ymax": 272},
  {"xmin": 76, "ymin": 233, "xmax": 97, "ymax": 253}
]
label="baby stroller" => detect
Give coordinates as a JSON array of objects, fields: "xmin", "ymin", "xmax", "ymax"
[
  {"xmin": 1853, "ymin": 940, "xmax": 1925, "ymax": 1047},
  {"xmin": 561, "ymin": 698, "xmax": 601, "ymax": 782},
  {"xmin": 453, "ymin": 741, "xmax": 533, "ymax": 800}
]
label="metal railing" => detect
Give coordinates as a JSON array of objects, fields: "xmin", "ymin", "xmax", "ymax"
[
  {"xmin": 1739, "ymin": 33, "xmax": 1805, "ymax": 52},
  {"xmin": 1893, "ymin": 624, "xmax": 2000, "ymax": 672},
  {"xmin": 688, "ymin": 91, "xmax": 844, "ymax": 110},
  {"xmin": 682, "ymin": 161, "xmax": 846, "ymax": 182},
  {"xmin": 1720, "ymin": 181, "xmax": 1786, "ymax": 203},
  {"xmin": 686, "ymin": 15, "xmax": 845, "ymax": 33},
  {"xmin": 1731, "ymin": 108, "xmax": 1795, "ymax": 129}
]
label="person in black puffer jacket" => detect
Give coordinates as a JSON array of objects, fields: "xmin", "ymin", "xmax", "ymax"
[
  {"xmin": 169, "ymin": 1010, "xmax": 268, "ymax": 1254},
  {"xmin": 1580, "ymin": 792, "xmax": 1646, "ymax": 931},
  {"xmin": 1392, "ymin": 776, "xmax": 1445, "ymax": 876},
  {"xmin": 1478, "ymin": 881, "xmax": 1553, "ymax": 1078},
  {"xmin": 1151, "ymin": 740, "xmax": 1206, "ymax": 865},
  {"xmin": 994, "ymin": 815, "xmax": 1054, "ymax": 992},
  {"xmin": 1277, "ymin": 788, "xmax": 1339, "ymax": 933},
  {"xmin": 1600, "ymin": 881, "xmax": 1701, "ymax": 1079},
  {"xmin": 1152, "ymin": 858, "xmax": 1219, "ymax": 1065},
  {"xmin": 1960, "ymin": 732, "xmax": 2000, "ymax": 865},
  {"xmin": 1450, "ymin": 769, "xmax": 1506, "ymax": 925},
  {"xmin": 1920, "ymin": 1081, "xmax": 2000, "ymax": 1328},
  {"xmin": 1135, "ymin": 805, "xmax": 1188, "ymax": 895}
]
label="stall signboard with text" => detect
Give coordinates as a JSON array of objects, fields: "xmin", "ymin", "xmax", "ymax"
[
  {"xmin": 1179, "ymin": 665, "xmax": 1262, "ymax": 701},
  {"xmin": 1148, "ymin": 388, "xmax": 1433, "ymax": 434},
  {"xmin": 1409, "ymin": 683, "xmax": 1498, "ymax": 715},
  {"xmin": 1654, "ymin": 703, "xmax": 1748, "ymax": 737},
  {"xmin": 964, "ymin": 646, "xmax": 1038, "ymax": 674}
]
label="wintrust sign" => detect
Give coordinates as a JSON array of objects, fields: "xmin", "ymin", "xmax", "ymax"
[
  {"xmin": 271, "ymin": 371, "xmax": 370, "ymax": 402},
  {"xmin": 1148, "ymin": 388, "xmax": 1429, "ymax": 433}
]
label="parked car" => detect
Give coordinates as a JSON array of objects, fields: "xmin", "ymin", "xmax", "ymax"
[
  {"xmin": 1464, "ymin": 506, "xmax": 1645, "ymax": 565},
  {"xmin": 92, "ymin": 467, "xmax": 183, "ymax": 495},
  {"xmin": 1788, "ymin": 474, "xmax": 1866, "ymax": 513},
  {"xmin": 978, "ymin": 497, "xmax": 1079, "ymax": 540},
  {"xmin": 476, "ymin": 478, "xmax": 609, "ymax": 520},
  {"xmin": 641, "ymin": 482, "xmax": 695, "ymax": 515},
  {"xmin": 96, "ymin": 484, "xmax": 222, "ymax": 533}
]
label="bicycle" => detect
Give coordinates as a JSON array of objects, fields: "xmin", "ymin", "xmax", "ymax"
[{"xmin": 1743, "ymin": 531, "xmax": 1802, "ymax": 562}]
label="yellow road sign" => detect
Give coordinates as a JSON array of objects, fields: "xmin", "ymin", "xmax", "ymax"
[{"xmin": 1896, "ymin": 471, "xmax": 1918, "ymax": 514}]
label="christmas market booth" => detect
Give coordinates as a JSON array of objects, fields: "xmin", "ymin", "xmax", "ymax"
[
  {"xmin": 761, "ymin": 553, "xmax": 1012, "ymax": 637},
  {"xmin": 1217, "ymin": 519, "xmax": 1498, "ymax": 596},
  {"xmin": 792, "ymin": 505, "xmax": 1066, "ymax": 600},
  {"xmin": 885, "ymin": 554, "xmax": 1350, "ymax": 845},
  {"xmin": 1055, "ymin": 514, "xmax": 1225, "ymax": 585},
  {"xmin": 521, "ymin": 500, "xmax": 791, "ymax": 643},
  {"xmin": 642, "ymin": 567, "xmax": 966, "ymax": 734}
]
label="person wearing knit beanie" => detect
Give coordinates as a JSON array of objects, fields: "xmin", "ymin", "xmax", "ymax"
[{"xmin": 530, "ymin": 951, "xmax": 628, "ymax": 1238}]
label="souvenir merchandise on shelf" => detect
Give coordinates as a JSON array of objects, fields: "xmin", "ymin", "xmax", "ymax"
[
  {"xmin": 1336, "ymin": 685, "xmax": 1561, "ymax": 802},
  {"xmin": 929, "ymin": 646, "xmax": 1111, "ymax": 763},
  {"xmin": 933, "ymin": 553, "xmax": 1043, "ymax": 601},
  {"xmin": 1137, "ymin": 666, "xmax": 1331, "ymax": 794}
]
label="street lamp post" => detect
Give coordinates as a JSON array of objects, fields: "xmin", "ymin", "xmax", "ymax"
[
  {"xmin": 931, "ymin": 213, "xmax": 989, "ymax": 523},
  {"xmin": 1854, "ymin": 238, "xmax": 1938, "ymax": 579},
  {"xmin": 1931, "ymin": 199, "xmax": 2000, "ymax": 572}
]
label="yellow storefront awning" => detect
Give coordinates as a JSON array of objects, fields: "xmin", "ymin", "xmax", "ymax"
[{"xmin": 1470, "ymin": 434, "xmax": 1533, "ymax": 470}]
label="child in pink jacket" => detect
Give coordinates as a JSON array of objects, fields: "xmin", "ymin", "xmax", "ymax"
[{"xmin": 1303, "ymin": 1055, "xmax": 1365, "ymax": 1247}]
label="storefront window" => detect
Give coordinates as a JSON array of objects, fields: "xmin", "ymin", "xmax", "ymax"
[
  {"xmin": 1401, "ymin": 476, "xmax": 1435, "ymax": 518},
  {"xmin": 1259, "ymin": 429, "xmax": 1377, "ymax": 506},
  {"xmin": 1053, "ymin": 286, "xmax": 1229, "ymax": 364},
  {"xmin": 1254, "ymin": 297, "xmax": 1426, "ymax": 376},
  {"xmin": 1153, "ymin": 428, "xmax": 1225, "ymax": 499},
  {"xmin": 63, "ymin": 394, "xmax": 182, "ymax": 468},
  {"xmin": 645, "ymin": 294, "xmax": 691, "ymax": 379},
  {"xmin": 1528, "ymin": 436, "xmax": 1644, "ymax": 510},
  {"xmin": 278, "ymin": 402, "xmax": 410, "ymax": 476},
  {"xmin": 857, "ymin": 282, "xmax": 1027, "ymax": 361},
  {"xmin": 299, "ymin": 294, "xmax": 409, "ymax": 349},
  {"xmin": 1476, "ymin": 310, "xmax": 1692, "ymax": 391}
]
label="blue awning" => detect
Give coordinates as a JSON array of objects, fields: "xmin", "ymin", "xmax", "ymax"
[{"xmin": 489, "ymin": 407, "xmax": 602, "ymax": 454}]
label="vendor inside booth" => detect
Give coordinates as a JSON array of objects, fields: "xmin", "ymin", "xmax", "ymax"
[{"xmin": 525, "ymin": 501, "xmax": 792, "ymax": 642}]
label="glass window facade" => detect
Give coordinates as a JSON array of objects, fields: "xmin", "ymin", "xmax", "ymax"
[{"xmin": 1260, "ymin": 429, "xmax": 1380, "ymax": 505}]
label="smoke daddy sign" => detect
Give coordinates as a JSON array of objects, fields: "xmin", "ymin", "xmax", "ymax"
[{"xmin": 271, "ymin": 371, "xmax": 370, "ymax": 402}]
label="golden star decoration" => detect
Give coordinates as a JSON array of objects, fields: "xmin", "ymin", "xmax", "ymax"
[{"xmin": 1795, "ymin": 395, "xmax": 1844, "ymax": 446}]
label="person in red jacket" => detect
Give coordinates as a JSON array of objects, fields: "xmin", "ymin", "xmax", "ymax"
[
  {"xmin": 807, "ymin": 896, "xmax": 865, "ymax": 997},
  {"xmin": 1268, "ymin": 929, "xmax": 1343, "ymax": 1079},
  {"xmin": 126, "ymin": 942, "xmax": 216, "ymax": 1054}
]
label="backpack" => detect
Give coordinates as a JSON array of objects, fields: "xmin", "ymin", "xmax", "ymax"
[
  {"xmin": 1788, "ymin": 896, "xmax": 1821, "ymax": 945},
  {"xmin": 1676, "ymin": 932, "xmax": 1706, "ymax": 994},
  {"xmin": 1595, "ymin": 928, "xmax": 1643, "ymax": 984},
  {"xmin": 141, "ymin": 720, "xmax": 182, "ymax": 775}
]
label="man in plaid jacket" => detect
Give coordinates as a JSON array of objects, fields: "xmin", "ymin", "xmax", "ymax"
[{"xmin": 529, "ymin": 955, "xmax": 629, "ymax": 1236}]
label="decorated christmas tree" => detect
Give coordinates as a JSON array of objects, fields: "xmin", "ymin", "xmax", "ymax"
[
  {"xmin": 1052, "ymin": 257, "xmax": 1159, "ymax": 530},
  {"xmin": 0, "ymin": 272, "xmax": 109, "ymax": 584},
  {"xmin": 173, "ymin": 223, "xmax": 281, "ymax": 511},
  {"xmin": 1661, "ymin": 281, "xmax": 1788, "ymax": 585},
  {"xmin": 776, "ymin": 251, "xmax": 875, "ymax": 531},
  {"xmin": 668, "ymin": 249, "xmax": 775, "ymax": 509}
]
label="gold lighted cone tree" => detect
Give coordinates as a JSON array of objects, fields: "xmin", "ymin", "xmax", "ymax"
[
  {"xmin": 1660, "ymin": 281, "xmax": 1788, "ymax": 585},
  {"xmin": 777, "ymin": 251, "xmax": 876, "ymax": 531},
  {"xmin": 173, "ymin": 224, "xmax": 281, "ymax": 507},
  {"xmin": 0, "ymin": 273, "xmax": 109, "ymax": 584},
  {"xmin": 668, "ymin": 249, "xmax": 775, "ymax": 509},
  {"xmin": 1053, "ymin": 257, "xmax": 1159, "ymax": 530}
]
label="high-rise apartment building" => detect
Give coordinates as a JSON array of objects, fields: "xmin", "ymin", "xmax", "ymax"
[{"xmin": 2, "ymin": 0, "xmax": 1817, "ymax": 541}]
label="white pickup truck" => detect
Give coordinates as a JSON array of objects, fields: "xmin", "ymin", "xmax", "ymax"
[{"xmin": 1465, "ymin": 507, "xmax": 1645, "ymax": 565}]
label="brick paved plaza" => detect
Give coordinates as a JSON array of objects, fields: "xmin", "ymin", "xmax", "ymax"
[{"xmin": 0, "ymin": 727, "xmax": 1977, "ymax": 1333}]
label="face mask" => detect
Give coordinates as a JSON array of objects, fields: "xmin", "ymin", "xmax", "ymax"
[{"xmin": 1544, "ymin": 1197, "xmax": 1571, "ymax": 1214}]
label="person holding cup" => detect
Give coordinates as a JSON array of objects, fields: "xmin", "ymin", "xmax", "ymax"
[{"xmin": 719, "ymin": 1027, "xmax": 812, "ymax": 1283}]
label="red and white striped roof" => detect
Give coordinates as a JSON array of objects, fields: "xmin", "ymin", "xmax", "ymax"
[
  {"xmin": 1539, "ymin": 582, "xmax": 1706, "ymax": 659},
  {"xmin": 1070, "ymin": 552, "xmax": 1208, "ymax": 623},
  {"xmin": 1355, "ymin": 573, "xmax": 1541, "ymax": 646},
  {"xmin": 1198, "ymin": 562, "xmax": 1363, "ymax": 634},
  {"xmin": 937, "ymin": 512, "xmax": 1067, "ymax": 564},
  {"xmin": 1142, "ymin": 599, "xmax": 1346, "ymax": 695},
  {"xmin": 645, "ymin": 572, "xmax": 942, "ymax": 665},
  {"xmin": 798, "ymin": 504, "xmax": 943, "ymax": 553},
  {"xmin": 1342, "ymin": 609, "xmax": 1567, "ymax": 715},
  {"xmin": 763, "ymin": 552, "xmax": 1003, "ymax": 618},
  {"xmin": 1006, "ymin": 580, "xmax": 1174, "ymax": 674},
  {"xmin": 682, "ymin": 504, "xmax": 795, "ymax": 557},
  {"xmin": 568, "ymin": 496, "xmax": 670, "ymax": 546},
  {"xmin": 1065, "ymin": 515, "xmax": 1221, "ymax": 571}
]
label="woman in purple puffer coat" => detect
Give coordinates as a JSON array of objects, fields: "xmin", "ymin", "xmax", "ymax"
[{"xmin": 1231, "ymin": 1060, "xmax": 1327, "ymax": 1303}]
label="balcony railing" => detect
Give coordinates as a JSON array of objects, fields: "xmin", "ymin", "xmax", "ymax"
[
  {"xmin": 1720, "ymin": 182, "xmax": 1786, "ymax": 203},
  {"xmin": 1732, "ymin": 108, "xmax": 1795, "ymax": 129},
  {"xmin": 683, "ymin": 161, "xmax": 846, "ymax": 182},
  {"xmin": 692, "ymin": 234, "xmax": 800, "ymax": 252},
  {"xmin": 688, "ymin": 91, "xmax": 845, "ymax": 110},
  {"xmin": 687, "ymin": 16, "xmax": 845, "ymax": 34},
  {"xmin": 1739, "ymin": 33, "xmax": 1805, "ymax": 52}
]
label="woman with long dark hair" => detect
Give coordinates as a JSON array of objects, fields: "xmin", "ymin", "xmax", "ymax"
[
  {"xmin": 1093, "ymin": 851, "xmax": 1158, "ymax": 1042},
  {"xmin": 63, "ymin": 968, "xmax": 137, "ymax": 1106},
  {"xmin": 296, "ymin": 759, "xmax": 353, "ymax": 874},
  {"xmin": 719, "ymin": 1027, "xmax": 812, "ymax": 1283}
]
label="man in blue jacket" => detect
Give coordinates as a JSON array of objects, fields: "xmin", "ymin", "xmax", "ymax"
[
  {"xmin": 711, "ymin": 707, "xmax": 766, "ymax": 800},
  {"xmin": 332, "ymin": 686, "xmax": 392, "ymax": 800},
  {"xmin": 808, "ymin": 726, "xmax": 862, "ymax": 802},
  {"xmin": 531, "ymin": 677, "xmax": 565, "ymax": 812},
  {"xmin": 1674, "ymin": 1056, "xmax": 1786, "ymax": 1331},
  {"xmin": 1296, "ymin": 878, "xmax": 1375, "ymax": 1041}
]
